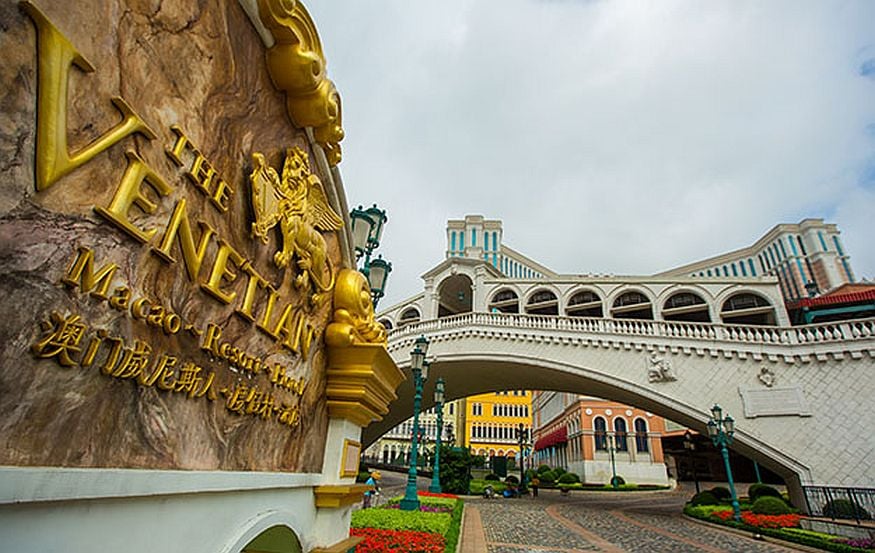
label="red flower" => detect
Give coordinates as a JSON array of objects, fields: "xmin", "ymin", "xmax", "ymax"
[
  {"xmin": 417, "ymin": 491, "xmax": 459, "ymax": 499},
  {"xmin": 711, "ymin": 510, "xmax": 800, "ymax": 529},
  {"xmin": 350, "ymin": 527, "xmax": 446, "ymax": 553}
]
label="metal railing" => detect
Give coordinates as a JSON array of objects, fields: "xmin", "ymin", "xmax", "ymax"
[{"xmin": 803, "ymin": 486, "xmax": 875, "ymax": 524}]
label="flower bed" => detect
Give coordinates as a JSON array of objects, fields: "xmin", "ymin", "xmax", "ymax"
[
  {"xmin": 351, "ymin": 493, "xmax": 464, "ymax": 553},
  {"xmin": 684, "ymin": 504, "xmax": 874, "ymax": 552}
]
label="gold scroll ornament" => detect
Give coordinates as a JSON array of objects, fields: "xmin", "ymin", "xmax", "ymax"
[
  {"xmin": 257, "ymin": 0, "xmax": 344, "ymax": 165},
  {"xmin": 324, "ymin": 269, "xmax": 402, "ymax": 427}
]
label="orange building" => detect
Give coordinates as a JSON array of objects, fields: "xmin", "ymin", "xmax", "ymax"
[{"xmin": 532, "ymin": 392, "xmax": 669, "ymax": 485}]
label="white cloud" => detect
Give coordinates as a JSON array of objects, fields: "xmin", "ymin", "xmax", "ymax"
[{"xmin": 308, "ymin": 0, "xmax": 875, "ymax": 305}]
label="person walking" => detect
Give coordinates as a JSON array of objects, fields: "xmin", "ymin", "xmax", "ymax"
[
  {"xmin": 363, "ymin": 471, "xmax": 381, "ymax": 508},
  {"xmin": 531, "ymin": 475, "xmax": 540, "ymax": 497}
]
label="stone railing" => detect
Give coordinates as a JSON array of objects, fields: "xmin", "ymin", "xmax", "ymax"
[{"xmin": 387, "ymin": 312, "xmax": 875, "ymax": 350}]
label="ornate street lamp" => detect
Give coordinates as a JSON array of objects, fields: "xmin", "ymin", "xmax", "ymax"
[
  {"xmin": 708, "ymin": 404, "xmax": 741, "ymax": 522},
  {"xmin": 515, "ymin": 422, "xmax": 530, "ymax": 491},
  {"xmin": 350, "ymin": 205, "xmax": 391, "ymax": 307},
  {"xmin": 429, "ymin": 377, "xmax": 445, "ymax": 493},
  {"xmin": 683, "ymin": 430, "xmax": 700, "ymax": 494},
  {"xmin": 608, "ymin": 433, "xmax": 619, "ymax": 489},
  {"xmin": 400, "ymin": 336, "xmax": 429, "ymax": 511}
]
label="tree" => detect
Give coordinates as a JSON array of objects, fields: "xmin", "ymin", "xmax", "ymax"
[{"xmin": 438, "ymin": 445, "xmax": 476, "ymax": 494}]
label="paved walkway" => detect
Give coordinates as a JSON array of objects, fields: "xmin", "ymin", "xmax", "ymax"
[{"xmin": 460, "ymin": 489, "xmax": 806, "ymax": 553}]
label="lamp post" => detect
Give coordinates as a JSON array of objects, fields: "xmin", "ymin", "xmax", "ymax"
[
  {"xmin": 429, "ymin": 378, "xmax": 445, "ymax": 493},
  {"xmin": 515, "ymin": 423, "xmax": 529, "ymax": 491},
  {"xmin": 350, "ymin": 205, "xmax": 392, "ymax": 308},
  {"xmin": 400, "ymin": 336, "xmax": 429, "ymax": 511},
  {"xmin": 608, "ymin": 433, "xmax": 619, "ymax": 489},
  {"xmin": 683, "ymin": 430, "xmax": 700, "ymax": 494},
  {"xmin": 707, "ymin": 404, "xmax": 741, "ymax": 522}
]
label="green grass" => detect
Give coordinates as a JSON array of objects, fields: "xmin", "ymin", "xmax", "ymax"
[
  {"xmin": 351, "ymin": 508, "xmax": 452, "ymax": 534},
  {"xmin": 444, "ymin": 498, "xmax": 465, "ymax": 553},
  {"xmin": 469, "ymin": 479, "xmax": 508, "ymax": 495}
]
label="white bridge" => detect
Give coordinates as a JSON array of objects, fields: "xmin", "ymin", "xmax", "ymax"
[{"xmin": 364, "ymin": 311, "xmax": 875, "ymax": 505}]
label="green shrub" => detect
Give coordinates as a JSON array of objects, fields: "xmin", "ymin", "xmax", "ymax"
[
  {"xmin": 484, "ymin": 473, "xmax": 500, "ymax": 481},
  {"xmin": 748, "ymin": 483, "xmax": 782, "ymax": 502},
  {"xmin": 690, "ymin": 491, "xmax": 719, "ymax": 506},
  {"xmin": 469, "ymin": 479, "xmax": 507, "ymax": 495},
  {"xmin": 685, "ymin": 504, "xmax": 733, "ymax": 518},
  {"xmin": 504, "ymin": 475, "xmax": 519, "ymax": 484},
  {"xmin": 558, "ymin": 472, "xmax": 580, "ymax": 484},
  {"xmin": 444, "ymin": 498, "xmax": 465, "ymax": 553},
  {"xmin": 537, "ymin": 464, "xmax": 552, "ymax": 474},
  {"xmin": 553, "ymin": 467, "xmax": 567, "ymax": 477},
  {"xmin": 822, "ymin": 498, "xmax": 871, "ymax": 520},
  {"xmin": 559, "ymin": 483, "xmax": 583, "ymax": 491},
  {"xmin": 351, "ymin": 508, "xmax": 452, "ymax": 534},
  {"xmin": 437, "ymin": 445, "xmax": 476, "ymax": 495},
  {"xmin": 709, "ymin": 486, "xmax": 731, "ymax": 500},
  {"xmin": 539, "ymin": 470, "xmax": 556, "ymax": 484},
  {"xmin": 751, "ymin": 496, "xmax": 793, "ymax": 515},
  {"xmin": 610, "ymin": 475, "xmax": 625, "ymax": 487},
  {"xmin": 525, "ymin": 468, "xmax": 537, "ymax": 480}
]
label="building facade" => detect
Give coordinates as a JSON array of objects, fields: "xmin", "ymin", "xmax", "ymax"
[
  {"xmin": 464, "ymin": 390, "xmax": 533, "ymax": 463},
  {"xmin": 532, "ymin": 392, "xmax": 668, "ymax": 485},
  {"xmin": 364, "ymin": 401, "xmax": 462, "ymax": 465}
]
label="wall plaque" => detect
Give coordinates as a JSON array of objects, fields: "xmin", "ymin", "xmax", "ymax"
[{"xmin": 738, "ymin": 385, "xmax": 812, "ymax": 418}]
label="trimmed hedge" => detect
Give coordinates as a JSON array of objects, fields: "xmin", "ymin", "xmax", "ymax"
[
  {"xmin": 505, "ymin": 475, "xmax": 519, "ymax": 484},
  {"xmin": 709, "ymin": 486, "xmax": 731, "ymax": 500},
  {"xmin": 751, "ymin": 496, "xmax": 793, "ymax": 515},
  {"xmin": 539, "ymin": 470, "xmax": 556, "ymax": 484},
  {"xmin": 690, "ymin": 491, "xmax": 719, "ymax": 506},
  {"xmin": 553, "ymin": 467, "xmax": 567, "ymax": 477},
  {"xmin": 484, "ymin": 473, "xmax": 500, "ymax": 481},
  {"xmin": 558, "ymin": 472, "xmax": 580, "ymax": 484},
  {"xmin": 351, "ymin": 507, "xmax": 452, "ymax": 534},
  {"xmin": 747, "ymin": 483, "xmax": 782, "ymax": 502},
  {"xmin": 444, "ymin": 498, "xmax": 465, "ymax": 553},
  {"xmin": 823, "ymin": 498, "xmax": 871, "ymax": 520},
  {"xmin": 537, "ymin": 464, "xmax": 552, "ymax": 474}
]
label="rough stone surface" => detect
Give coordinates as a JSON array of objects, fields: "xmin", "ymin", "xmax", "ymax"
[{"xmin": 0, "ymin": 1, "xmax": 338, "ymax": 472}]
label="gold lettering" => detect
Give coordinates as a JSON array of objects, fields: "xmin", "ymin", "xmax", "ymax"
[
  {"xmin": 165, "ymin": 125, "xmax": 188, "ymax": 167},
  {"xmin": 272, "ymin": 304, "xmax": 311, "ymax": 356},
  {"xmin": 256, "ymin": 286, "xmax": 280, "ymax": 338},
  {"xmin": 140, "ymin": 354, "xmax": 176, "ymax": 387},
  {"xmin": 210, "ymin": 177, "xmax": 233, "ymax": 213},
  {"xmin": 236, "ymin": 262, "xmax": 268, "ymax": 322},
  {"xmin": 131, "ymin": 297, "xmax": 150, "ymax": 320},
  {"xmin": 201, "ymin": 240, "xmax": 243, "ymax": 304},
  {"xmin": 94, "ymin": 150, "xmax": 173, "ymax": 243},
  {"xmin": 21, "ymin": 2, "xmax": 155, "ymax": 191},
  {"xmin": 201, "ymin": 323, "xmax": 222, "ymax": 355},
  {"xmin": 61, "ymin": 246, "xmax": 118, "ymax": 299},
  {"xmin": 152, "ymin": 199, "xmax": 215, "ymax": 282},
  {"xmin": 109, "ymin": 286, "xmax": 131, "ymax": 310}
]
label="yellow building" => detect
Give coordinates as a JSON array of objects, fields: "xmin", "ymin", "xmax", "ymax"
[{"xmin": 464, "ymin": 390, "xmax": 533, "ymax": 463}]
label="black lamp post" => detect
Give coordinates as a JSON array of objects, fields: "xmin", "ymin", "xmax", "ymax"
[
  {"xmin": 708, "ymin": 404, "xmax": 741, "ymax": 522},
  {"xmin": 683, "ymin": 430, "xmax": 700, "ymax": 494},
  {"xmin": 515, "ymin": 423, "xmax": 530, "ymax": 491},
  {"xmin": 350, "ymin": 204, "xmax": 392, "ymax": 307},
  {"xmin": 429, "ymin": 377, "xmax": 445, "ymax": 493},
  {"xmin": 400, "ymin": 336, "xmax": 429, "ymax": 511}
]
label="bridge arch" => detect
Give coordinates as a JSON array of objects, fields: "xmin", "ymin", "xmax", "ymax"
[{"xmin": 397, "ymin": 307, "xmax": 422, "ymax": 327}]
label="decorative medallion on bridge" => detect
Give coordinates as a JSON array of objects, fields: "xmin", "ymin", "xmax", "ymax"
[
  {"xmin": 250, "ymin": 147, "xmax": 343, "ymax": 305},
  {"xmin": 757, "ymin": 366, "xmax": 777, "ymax": 387},
  {"xmin": 647, "ymin": 353, "xmax": 677, "ymax": 383}
]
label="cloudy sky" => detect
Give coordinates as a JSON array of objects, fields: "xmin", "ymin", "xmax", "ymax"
[{"xmin": 307, "ymin": 1, "xmax": 875, "ymax": 308}]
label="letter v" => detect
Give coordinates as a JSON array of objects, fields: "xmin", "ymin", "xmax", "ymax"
[{"xmin": 21, "ymin": 1, "xmax": 156, "ymax": 191}]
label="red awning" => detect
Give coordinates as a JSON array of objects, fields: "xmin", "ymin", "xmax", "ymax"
[
  {"xmin": 788, "ymin": 289, "xmax": 875, "ymax": 309},
  {"xmin": 534, "ymin": 426, "xmax": 567, "ymax": 451}
]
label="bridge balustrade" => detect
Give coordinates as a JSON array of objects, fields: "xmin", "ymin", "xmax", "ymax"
[{"xmin": 387, "ymin": 312, "xmax": 875, "ymax": 349}]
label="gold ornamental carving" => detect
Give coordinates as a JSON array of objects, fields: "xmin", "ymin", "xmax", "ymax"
[
  {"xmin": 313, "ymin": 483, "xmax": 373, "ymax": 509},
  {"xmin": 325, "ymin": 270, "xmax": 403, "ymax": 427},
  {"xmin": 256, "ymin": 0, "xmax": 344, "ymax": 165},
  {"xmin": 250, "ymin": 146, "xmax": 342, "ymax": 305}
]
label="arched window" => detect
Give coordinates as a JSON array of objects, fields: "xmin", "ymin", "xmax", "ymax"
[
  {"xmin": 611, "ymin": 291, "xmax": 653, "ymax": 320},
  {"xmin": 662, "ymin": 292, "xmax": 710, "ymax": 323},
  {"xmin": 634, "ymin": 418, "xmax": 649, "ymax": 453},
  {"xmin": 489, "ymin": 288, "xmax": 519, "ymax": 313},
  {"xmin": 525, "ymin": 289, "xmax": 558, "ymax": 315},
  {"xmin": 721, "ymin": 293, "xmax": 776, "ymax": 325},
  {"xmin": 566, "ymin": 290, "xmax": 603, "ymax": 317},
  {"xmin": 614, "ymin": 418, "xmax": 628, "ymax": 451},
  {"xmin": 594, "ymin": 417, "xmax": 607, "ymax": 451},
  {"xmin": 398, "ymin": 307, "xmax": 421, "ymax": 327},
  {"xmin": 378, "ymin": 318, "xmax": 393, "ymax": 330}
]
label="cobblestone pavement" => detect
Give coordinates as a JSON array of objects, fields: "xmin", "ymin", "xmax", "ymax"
[{"xmin": 469, "ymin": 489, "xmax": 805, "ymax": 553}]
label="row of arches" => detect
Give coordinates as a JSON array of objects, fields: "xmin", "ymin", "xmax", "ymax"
[
  {"xmin": 384, "ymin": 289, "xmax": 777, "ymax": 329},
  {"xmin": 593, "ymin": 416, "xmax": 650, "ymax": 453}
]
